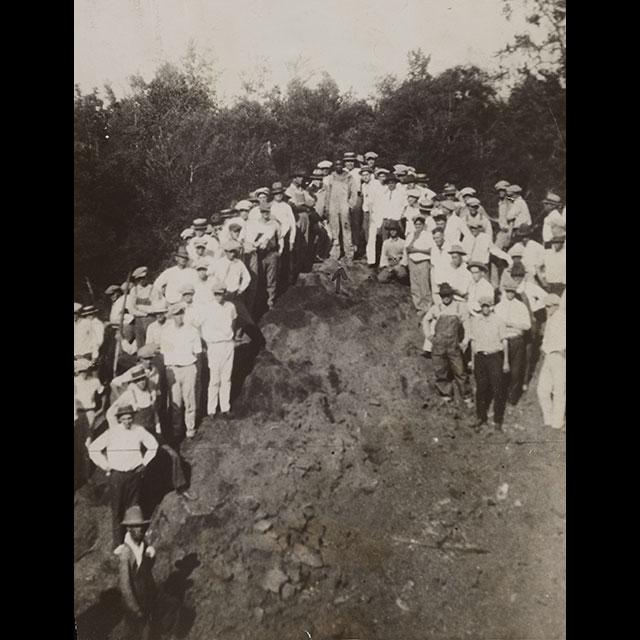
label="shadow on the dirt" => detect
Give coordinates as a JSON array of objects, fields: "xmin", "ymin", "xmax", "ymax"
[{"xmin": 75, "ymin": 587, "xmax": 123, "ymax": 640}]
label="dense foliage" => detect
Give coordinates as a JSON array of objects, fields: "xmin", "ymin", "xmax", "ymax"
[{"xmin": 74, "ymin": 49, "xmax": 565, "ymax": 300}]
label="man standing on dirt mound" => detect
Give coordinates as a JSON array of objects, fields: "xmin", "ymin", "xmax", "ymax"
[{"xmin": 324, "ymin": 158, "xmax": 356, "ymax": 262}]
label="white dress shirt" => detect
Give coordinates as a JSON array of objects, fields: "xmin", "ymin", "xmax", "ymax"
[
  {"xmin": 196, "ymin": 300, "xmax": 237, "ymax": 343},
  {"xmin": 159, "ymin": 322, "xmax": 202, "ymax": 366},
  {"xmin": 270, "ymin": 201, "xmax": 297, "ymax": 246},
  {"xmin": 145, "ymin": 320, "xmax": 165, "ymax": 346},
  {"xmin": 244, "ymin": 217, "xmax": 282, "ymax": 252},
  {"xmin": 193, "ymin": 278, "xmax": 215, "ymax": 307},
  {"xmin": 438, "ymin": 263, "xmax": 473, "ymax": 300},
  {"xmin": 542, "ymin": 209, "xmax": 565, "ymax": 243},
  {"xmin": 379, "ymin": 237, "xmax": 407, "ymax": 268},
  {"xmin": 109, "ymin": 295, "xmax": 134, "ymax": 326},
  {"xmin": 88, "ymin": 424, "xmax": 158, "ymax": 472},
  {"xmin": 544, "ymin": 247, "xmax": 566, "ymax": 284},
  {"xmin": 517, "ymin": 280, "xmax": 548, "ymax": 313},
  {"xmin": 444, "ymin": 214, "xmax": 469, "ymax": 245},
  {"xmin": 186, "ymin": 233, "xmax": 210, "ymax": 262},
  {"xmin": 377, "ymin": 187, "xmax": 406, "ymax": 221},
  {"xmin": 404, "ymin": 229, "xmax": 432, "ymax": 263},
  {"xmin": 74, "ymin": 375, "xmax": 104, "ymax": 410},
  {"xmin": 542, "ymin": 310, "xmax": 566, "ymax": 354},
  {"xmin": 220, "ymin": 216, "xmax": 247, "ymax": 243},
  {"xmin": 506, "ymin": 196, "xmax": 532, "ymax": 227},
  {"xmin": 495, "ymin": 297, "xmax": 532, "ymax": 338},
  {"xmin": 462, "ymin": 232, "xmax": 511, "ymax": 266},
  {"xmin": 208, "ymin": 257, "xmax": 251, "ymax": 294},
  {"xmin": 152, "ymin": 266, "xmax": 199, "ymax": 305},
  {"xmin": 430, "ymin": 242, "xmax": 452, "ymax": 284},
  {"xmin": 106, "ymin": 384, "xmax": 158, "ymax": 430},
  {"xmin": 509, "ymin": 240, "xmax": 545, "ymax": 276},
  {"xmin": 467, "ymin": 278, "xmax": 495, "ymax": 316},
  {"xmin": 74, "ymin": 318, "xmax": 105, "ymax": 357}
]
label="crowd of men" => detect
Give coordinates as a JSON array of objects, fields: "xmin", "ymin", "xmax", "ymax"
[{"xmin": 75, "ymin": 151, "xmax": 565, "ymax": 636}]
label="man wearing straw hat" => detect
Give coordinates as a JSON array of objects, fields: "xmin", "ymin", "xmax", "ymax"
[
  {"xmin": 74, "ymin": 304, "xmax": 105, "ymax": 365},
  {"xmin": 541, "ymin": 192, "xmax": 565, "ymax": 245},
  {"xmin": 88, "ymin": 404, "xmax": 158, "ymax": 551}
]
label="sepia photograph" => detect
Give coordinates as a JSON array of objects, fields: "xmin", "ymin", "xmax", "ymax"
[{"xmin": 74, "ymin": 1, "xmax": 566, "ymax": 638}]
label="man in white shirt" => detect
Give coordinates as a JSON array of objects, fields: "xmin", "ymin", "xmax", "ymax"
[
  {"xmin": 438, "ymin": 246, "xmax": 472, "ymax": 302},
  {"xmin": 195, "ymin": 282, "xmax": 238, "ymax": 416},
  {"xmin": 438, "ymin": 200, "xmax": 469, "ymax": 245},
  {"xmin": 494, "ymin": 180, "xmax": 512, "ymax": 249},
  {"xmin": 363, "ymin": 168, "xmax": 385, "ymax": 267},
  {"xmin": 152, "ymin": 247, "xmax": 199, "ymax": 305},
  {"xmin": 74, "ymin": 305, "xmax": 105, "ymax": 364},
  {"xmin": 88, "ymin": 404, "xmax": 158, "ymax": 549},
  {"xmin": 505, "ymin": 185, "xmax": 532, "ymax": 228},
  {"xmin": 460, "ymin": 197, "xmax": 493, "ymax": 238},
  {"xmin": 429, "ymin": 228, "xmax": 451, "ymax": 304},
  {"xmin": 220, "ymin": 200, "xmax": 252, "ymax": 244},
  {"xmin": 206, "ymin": 213, "xmax": 226, "ymax": 260},
  {"xmin": 186, "ymin": 218, "xmax": 210, "ymax": 262},
  {"xmin": 377, "ymin": 174, "xmax": 406, "ymax": 240},
  {"xmin": 246, "ymin": 204, "xmax": 283, "ymax": 310},
  {"xmin": 270, "ymin": 181, "xmax": 297, "ymax": 286},
  {"xmin": 402, "ymin": 188, "xmax": 423, "ymax": 236},
  {"xmin": 541, "ymin": 192, "xmax": 565, "ymax": 246},
  {"xmin": 378, "ymin": 220, "xmax": 408, "ymax": 283},
  {"xmin": 537, "ymin": 294, "xmax": 565, "ymax": 430},
  {"xmin": 462, "ymin": 221, "xmax": 512, "ymax": 271},
  {"xmin": 364, "ymin": 151, "xmax": 378, "ymax": 172},
  {"xmin": 467, "ymin": 262, "xmax": 495, "ymax": 317},
  {"xmin": 145, "ymin": 302, "xmax": 168, "ymax": 347},
  {"xmin": 192, "ymin": 261, "xmax": 215, "ymax": 308},
  {"xmin": 404, "ymin": 215, "xmax": 433, "ymax": 315},
  {"xmin": 188, "ymin": 239, "xmax": 216, "ymax": 272},
  {"xmin": 541, "ymin": 231, "xmax": 566, "ymax": 295},
  {"xmin": 509, "ymin": 224, "xmax": 545, "ymax": 284},
  {"xmin": 159, "ymin": 303, "xmax": 202, "ymax": 439},
  {"xmin": 495, "ymin": 277, "xmax": 532, "ymax": 405}
]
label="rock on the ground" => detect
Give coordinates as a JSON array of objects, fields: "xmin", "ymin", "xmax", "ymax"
[
  {"xmin": 292, "ymin": 543, "xmax": 324, "ymax": 568},
  {"xmin": 262, "ymin": 567, "xmax": 289, "ymax": 594}
]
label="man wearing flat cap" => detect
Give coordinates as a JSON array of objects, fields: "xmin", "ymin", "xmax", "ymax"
[
  {"xmin": 159, "ymin": 303, "xmax": 202, "ymax": 439},
  {"xmin": 469, "ymin": 297, "xmax": 509, "ymax": 429},
  {"xmin": 459, "ymin": 196, "xmax": 492, "ymax": 238},
  {"xmin": 537, "ymin": 293, "xmax": 565, "ymax": 430},
  {"xmin": 186, "ymin": 218, "xmax": 210, "ymax": 262},
  {"xmin": 129, "ymin": 266, "xmax": 154, "ymax": 349},
  {"xmin": 88, "ymin": 404, "xmax": 158, "ymax": 550},
  {"xmin": 323, "ymin": 159, "xmax": 357, "ymax": 261},
  {"xmin": 364, "ymin": 151, "xmax": 378, "ymax": 172}
]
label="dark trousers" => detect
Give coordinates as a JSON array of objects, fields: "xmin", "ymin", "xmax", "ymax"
[
  {"xmin": 109, "ymin": 469, "xmax": 141, "ymax": 548},
  {"xmin": 277, "ymin": 234, "xmax": 292, "ymax": 295},
  {"xmin": 474, "ymin": 352, "xmax": 507, "ymax": 424},
  {"xmin": 350, "ymin": 197, "xmax": 364, "ymax": 257},
  {"xmin": 432, "ymin": 348, "xmax": 466, "ymax": 399},
  {"xmin": 134, "ymin": 317, "xmax": 154, "ymax": 349},
  {"xmin": 506, "ymin": 335, "xmax": 526, "ymax": 405}
]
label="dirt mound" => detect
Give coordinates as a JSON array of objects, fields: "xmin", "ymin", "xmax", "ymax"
[{"xmin": 75, "ymin": 260, "xmax": 565, "ymax": 640}]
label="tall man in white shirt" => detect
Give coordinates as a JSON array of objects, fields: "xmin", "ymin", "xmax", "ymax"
[
  {"xmin": 495, "ymin": 277, "xmax": 532, "ymax": 405},
  {"xmin": 270, "ymin": 181, "xmax": 297, "ymax": 288},
  {"xmin": 505, "ymin": 185, "xmax": 532, "ymax": 229},
  {"xmin": 363, "ymin": 167, "xmax": 385, "ymax": 267},
  {"xmin": 537, "ymin": 294, "xmax": 565, "ymax": 430},
  {"xmin": 159, "ymin": 303, "xmax": 202, "ymax": 439},
  {"xmin": 152, "ymin": 247, "xmax": 199, "ymax": 305},
  {"xmin": 344, "ymin": 152, "xmax": 365, "ymax": 258},
  {"xmin": 377, "ymin": 173, "xmax": 406, "ymax": 241},
  {"xmin": 439, "ymin": 245, "xmax": 472, "ymax": 302},
  {"xmin": 429, "ymin": 228, "xmax": 451, "ymax": 305},
  {"xmin": 494, "ymin": 180, "xmax": 512, "ymax": 250},
  {"xmin": 404, "ymin": 216, "xmax": 433, "ymax": 315},
  {"xmin": 439, "ymin": 200, "xmax": 469, "ymax": 245},
  {"xmin": 88, "ymin": 404, "xmax": 158, "ymax": 550},
  {"xmin": 378, "ymin": 220, "xmax": 408, "ymax": 283},
  {"xmin": 467, "ymin": 263, "xmax": 495, "ymax": 317},
  {"xmin": 541, "ymin": 231, "xmax": 566, "ymax": 295},
  {"xmin": 196, "ymin": 282, "xmax": 238, "ymax": 416}
]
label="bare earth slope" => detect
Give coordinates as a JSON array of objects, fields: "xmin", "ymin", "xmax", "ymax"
[{"xmin": 75, "ymin": 259, "xmax": 565, "ymax": 640}]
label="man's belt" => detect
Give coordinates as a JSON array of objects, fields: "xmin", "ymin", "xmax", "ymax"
[{"xmin": 476, "ymin": 350, "xmax": 502, "ymax": 356}]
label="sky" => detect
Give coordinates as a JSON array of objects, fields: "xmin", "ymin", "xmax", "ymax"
[{"xmin": 74, "ymin": 0, "xmax": 531, "ymax": 103}]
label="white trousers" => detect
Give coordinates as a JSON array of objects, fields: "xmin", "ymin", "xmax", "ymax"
[
  {"xmin": 167, "ymin": 364, "xmax": 197, "ymax": 434},
  {"xmin": 366, "ymin": 220, "xmax": 381, "ymax": 265},
  {"xmin": 537, "ymin": 352, "xmax": 565, "ymax": 429},
  {"xmin": 206, "ymin": 341, "xmax": 235, "ymax": 414}
]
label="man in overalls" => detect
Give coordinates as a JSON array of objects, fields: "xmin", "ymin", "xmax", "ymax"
[{"xmin": 423, "ymin": 283, "xmax": 471, "ymax": 403}]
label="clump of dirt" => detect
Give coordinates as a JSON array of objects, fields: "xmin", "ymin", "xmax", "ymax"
[{"xmin": 75, "ymin": 260, "xmax": 565, "ymax": 640}]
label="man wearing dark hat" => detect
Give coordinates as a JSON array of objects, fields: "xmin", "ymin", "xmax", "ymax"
[
  {"xmin": 422, "ymin": 283, "xmax": 471, "ymax": 403},
  {"xmin": 495, "ymin": 277, "xmax": 531, "ymax": 405},
  {"xmin": 152, "ymin": 247, "xmax": 199, "ymax": 305},
  {"xmin": 117, "ymin": 505, "xmax": 157, "ymax": 639},
  {"xmin": 377, "ymin": 220, "xmax": 408, "ymax": 283},
  {"xmin": 88, "ymin": 404, "xmax": 158, "ymax": 550},
  {"xmin": 323, "ymin": 159, "xmax": 357, "ymax": 261},
  {"xmin": 469, "ymin": 297, "xmax": 509, "ymax": 429},
  {"xmin": 541, "ymin": 231, "xmax": 566, "ymax": 295}
]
